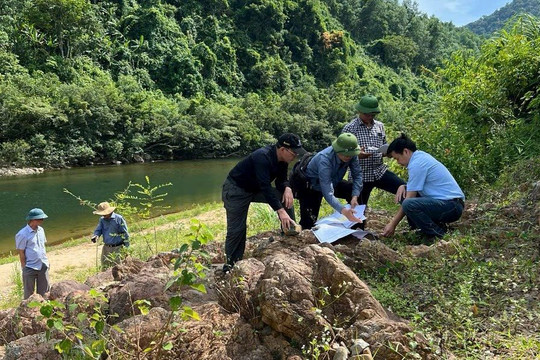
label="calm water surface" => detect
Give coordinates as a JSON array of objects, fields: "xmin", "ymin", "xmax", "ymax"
[{"xmin": 0, "ymin": 159, "xmax": 240, "ymax": 255}]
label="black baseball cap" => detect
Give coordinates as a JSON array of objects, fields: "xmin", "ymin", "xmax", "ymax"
[{"xmin": 277, "ymin": 133, "xmax": 307, "ymax": 155}]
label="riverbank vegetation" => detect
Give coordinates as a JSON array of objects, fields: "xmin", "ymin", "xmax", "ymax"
[
  {"xmin": 1, "ymin": 2, "xmax": 538, "ymax": 197},
  {"xmin": 1, "ymin": 0, "xmax": 540, "ymax": 358},
  {"xmin": 1, "ymin": 0, "xmax": 479, "ymax": 167}
]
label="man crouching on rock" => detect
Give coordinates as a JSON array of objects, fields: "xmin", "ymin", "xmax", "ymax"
[{"xmin": 222, "ymin": 133, "xmax": 306, "ymax": 272}]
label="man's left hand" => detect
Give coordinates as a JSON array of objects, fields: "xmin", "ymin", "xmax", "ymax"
[
  {"xmin": 282, "ymin": 187, "xmax": 294, "ymax": 208},
  {"xmin": 350, "ymin": 196, "xmax": 359, "ymax": 208}
]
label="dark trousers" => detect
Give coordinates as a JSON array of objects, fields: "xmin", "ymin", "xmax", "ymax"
[
  {"xmin": 360, "ymin": 170, "xmax": 406, "ymax": 205},
  {"xmin": 297, "ymin": 181, "xmax": 354, "ymax": 230},
  {"xmin": 222, "ymin": 178, "xmax": 295, "ymax": 266},
  {"xmin": 402, "ymin": 197, "xmax": 464, "ymax": 237},
  {"xmin": 23, "ymin": 263, "xmax": 49, "ymax": 300}
]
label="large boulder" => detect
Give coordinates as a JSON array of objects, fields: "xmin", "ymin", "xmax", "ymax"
[
  {"xmin": 109, "ymin": 306, "xmax": 170, "ymax": 357},
  {"xmin": 0, "ymin": 308, "xmax": 17, "ymax": 345},
  {"xmin": 168, "ymin": 303, "xmax": 291, "ymax": 360},
  {"xmin": 48, "ymin": 280, "xmax": 90, "ymax": 300},
  {"xmin": 84, "ymin": 267, "xmax": 114, "ymax": 288},
  {"xmin": 256, "ymin": 245, "xmax": 390, "ymax": 341},
  {"xmin": 221, "ymin": 243, "xmax": 435, "ymax": 359},
  {"xmin": 3, "ymin": 333, "xmax": 60, "ymax": 360},
  {"xmin": 7, "ymin": 295, "xmax": 48, "ymax": 343},
  {"xmin": 108, "ymin": 273, "xmax": 169, "ymax": 323},
  {"xmin": 215, "ymin": 258, "xmax": 266, "ymax": 327}
]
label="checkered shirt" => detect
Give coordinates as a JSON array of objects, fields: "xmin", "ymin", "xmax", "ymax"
[{"xmin": 342, "ymin": 117, "xmax": 388, "ymax": 182}]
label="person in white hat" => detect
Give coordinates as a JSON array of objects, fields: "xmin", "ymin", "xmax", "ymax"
[
  {"xmin": 91, "ymin": 202, "xmax": 129, "ymax": 267},
  {"xmin": 15, "ymin": 208, "xmax": 50, "ymax": 299}
]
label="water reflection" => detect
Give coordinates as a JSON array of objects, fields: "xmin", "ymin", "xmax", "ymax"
[{"xmin": 0, "ymin": 159, "xmax": 239, "ymax": 255}]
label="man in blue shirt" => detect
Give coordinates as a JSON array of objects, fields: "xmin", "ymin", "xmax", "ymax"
[
  {"xmin": 382, "ymin": 134, "xmax": 465, "ymax": 241},
  {"xmin": 223, "ymin": 133, "xmax": 306, "ymax": 271},
  {"xmin": 297, "ymin": 133, "xmax": 364, "ymax": 229},
  {"xmin": 91, "ymin": 202, "xmax": 129, "ymax": 268},
  {"xmin": 16, "ymin": 208, "xmax": 50, "ymax": 299}
]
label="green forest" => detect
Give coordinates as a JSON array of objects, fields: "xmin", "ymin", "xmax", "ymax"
[{"xmin": 1, "ymin": 0, "xmax": 539, "ymax": 194}]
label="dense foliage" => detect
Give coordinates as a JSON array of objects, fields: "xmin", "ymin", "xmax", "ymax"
[
  {"xmin": 465, "ymin": 0, "xmax": 540, "ymax": 35},
  {"xmin": 400, "ymin": 15, "xmax": 540, "ymax": 191},
  {"xmin": 0, "ymin": 0, "xmax": 477, "ymax": 168},
  {"xmin": 1, "ymin": 0, "xmax": 538, "ymax": 197}
]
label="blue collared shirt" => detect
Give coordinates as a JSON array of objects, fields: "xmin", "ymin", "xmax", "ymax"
[
  {"xmin": 93, "ymin": 213, "xmax": 129, "ymax": 246},
  {"xmin": 407, "ymin": 150, "xmax": 465, "ymax": 200},
  {"xmin": 305, "ymin": 146, "xmax": 363, "ymax": 213},
  {"xmin": 15, "ymin": 224, "xmax": 49, "ymax": 270}
]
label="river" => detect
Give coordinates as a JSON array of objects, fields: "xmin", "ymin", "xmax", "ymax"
[{"xmin": 0, "ymin": 159, "xmax": 240, "ymax": 256}]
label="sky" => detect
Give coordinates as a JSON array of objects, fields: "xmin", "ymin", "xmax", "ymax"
[{"xmin": 411, "ymin": 0, "xmax": 512, "ymax": 26}]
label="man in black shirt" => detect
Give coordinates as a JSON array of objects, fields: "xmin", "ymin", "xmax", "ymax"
[{"xmin": 222, "ymin": 133, "xmax": 306, "ymax": 271}]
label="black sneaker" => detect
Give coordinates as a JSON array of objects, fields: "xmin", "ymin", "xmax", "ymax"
[{"xmin": 222, "ymin": 264, "xmax": 233, "ymax": 273}]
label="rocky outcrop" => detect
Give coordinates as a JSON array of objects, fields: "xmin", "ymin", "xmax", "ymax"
[
  {"xmin": 0, "ymin": 168, "xmax": 44, "ymax": 177},
  {"xmin": 0, "ymin": 232, "xmax": 442, "ymax": 359},
  {"xmin": 3, "ymin": 333, "xmax": 60, "ymax": 360},
  {"xmin": 221, "ymin": 243, "xmax": 434, "ymax": 360},
  {"xmin": 48, "ymin": 280, "xmax": 91, "ymax": 300},
  {"xmin": 0, "ymin": 294, "xmax": 48, "ymax": 346}
]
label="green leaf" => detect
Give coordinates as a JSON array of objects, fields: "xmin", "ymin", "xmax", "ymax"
[
  {"xmin": 190, "ymin": 283, "xmax": 207, "ymax": 294},
  {"xmin": 84, "ymin": 346, "xmax": 94, "ymax": 357},
  {"xmin": 182, "ymin": 306, "xmax": 200, "ymax": 321},
  {"xmin": 169, "ymin": 295, "xmax": 182, "ymax": 311},
  {"xmin": 77, "ymin": 312, "xmax": 87, "ymax": 323},
  {"xmin": 58, "ymin": 339, "xmax": 72, "ymax": 353},
  {"xmin": 40, "ymin": 304, "xmax": 53, "ymax": 318},
  {"xmin": 92, "ymin": 339, "xmax": 106, "ymax": 352},
  {"xmin": 95, "ymin": 320, "xmax": 105, "ymax": 335},
  {"xmin": 162, "ymin": 341, "xmax": 173, "ymax": 351},
  {"xmin": 27, "ymin": 301, "xmax": 41, "ymax": 308},
  {"xmin": 53, "ymin": 320, "xmax": 64, "ymax": 330}
]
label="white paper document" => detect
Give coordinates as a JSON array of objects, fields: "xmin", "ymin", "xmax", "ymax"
[
  {"xmin": 315, "ymin": 204, "xmax": 367, "ymax": 227},
  {"xmin": 365, "ymin": 144, "xmax": 388, "ymax": 154},
  {"xmin": 312, "ymin": 224, "xmax": 370, "ymax": 243},
  {"xmin": 312, "ymin": 205, "xmax": 370, "ymax": 243}
]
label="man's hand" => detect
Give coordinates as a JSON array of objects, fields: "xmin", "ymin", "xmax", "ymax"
[
  {"xmin": 282, "ymin": 187, "xmax": 294, "ymax": 208},
  {"xmin": 277, "ymin": 208, "xmax": 294, "ymax": 230},
  {"xmin": 395, "ymin": 185, "xmax": 406, "ymax": 203},
  {"xmin": 382, "ymin": 223, "xmax": 395, "ymax": 237},
  {"xmin": 350, "ymin": 196, "xmax": 359, "ymax": 208},
  {"xmin": 341, "ymin": 207, "xmax": 363, "ymax": 224},
  {"xmin": 357, "ymin": 147, "xmax": 373, "ymax": 159},
  {"xmin": 91, "ymin": 235, "xmax": 98, "ymax": 243}
]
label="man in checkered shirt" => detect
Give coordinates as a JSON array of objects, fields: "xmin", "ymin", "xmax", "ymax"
[{"xmin": 342, "ymin": 95, "xmax": 406, "ymax": 227}]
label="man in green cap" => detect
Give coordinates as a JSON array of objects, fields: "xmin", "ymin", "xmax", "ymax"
[
  {"xmin": 342, "ymin": 95, "xmax": 406, "ymax": 227},
  {"xmin": 15, "ymin": 208, "xmax": 50, "ymax": 299},
  {"xmin": 295, "ymin": 133, "xmax": 364, "ymax": 229}
]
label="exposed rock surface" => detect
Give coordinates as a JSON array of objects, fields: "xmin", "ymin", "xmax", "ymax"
[
  {"xmin": 0, "ymin": 167, "xmax": 44, "ymax": 177},
  {"xmin": 1, "ymin": 231, "xmax": 443, "ymax": 359},
  {"xmin": 48, "ymin": 280, "xmax": 91, "ymax": 300}
]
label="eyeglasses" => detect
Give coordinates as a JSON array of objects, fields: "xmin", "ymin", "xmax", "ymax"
[{"xmin": 284, "ymin": 147, "xmax": 297, "ymax": 156}]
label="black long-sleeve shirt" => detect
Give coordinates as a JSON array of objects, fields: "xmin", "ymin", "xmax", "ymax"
[{"xmin": 227, "ymin": 145, "xmax": 290, "ymax": 211}]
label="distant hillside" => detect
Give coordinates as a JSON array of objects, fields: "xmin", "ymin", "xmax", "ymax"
[{"xmin": 465, "ymin": 0, "xmax": 540, "ymax": 35}]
